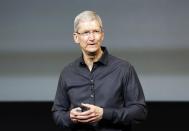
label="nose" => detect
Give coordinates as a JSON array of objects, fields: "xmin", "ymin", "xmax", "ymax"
[{"xmin": 88, "ymin": 32, "xmax": 95, "ymax": 40}]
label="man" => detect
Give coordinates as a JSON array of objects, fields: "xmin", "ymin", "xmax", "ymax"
[{"xmin": 52, "ymin": 10, "xmax": 147, "ymax": 131}]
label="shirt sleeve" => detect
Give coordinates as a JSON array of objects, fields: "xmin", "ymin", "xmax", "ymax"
[
  {"xmin": 51, "ymin": 73, "xmax": 75, "ymax": 128},
  {"xmin": 102, "ymin": 64, "xmax": 147, "ymax": 125}
]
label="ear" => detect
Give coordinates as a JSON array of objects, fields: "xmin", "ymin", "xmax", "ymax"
[
  {"xmin": 73, "ymin": 33, "xmax": 79, "ymax": 44},
  {"xmin": 100, "ymin": 31, "xmax": 104, "ymax": 42}
]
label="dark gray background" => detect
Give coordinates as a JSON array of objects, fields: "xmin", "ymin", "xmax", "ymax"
[{"xmin": 0, "ymin": 0, "xmax": 189, "ymax": 101}]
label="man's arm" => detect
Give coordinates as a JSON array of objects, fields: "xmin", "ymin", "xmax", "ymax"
[
  {"xmin": 52, "ymin": 74, "xmax": 74, "ymax": 128},
  {"xmin": 102, "ymin": 65, "xmax": 147, "ymax": 125}
]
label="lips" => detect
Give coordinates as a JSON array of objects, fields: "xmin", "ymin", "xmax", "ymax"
[{"xmin": 88, "ymin": 43, "xmax": 96, "ymax": 45}]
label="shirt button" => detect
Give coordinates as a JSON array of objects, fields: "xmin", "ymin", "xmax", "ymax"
[{"xmin": 90, "ymin": 94, "xmax": 94, "ymax": 98}]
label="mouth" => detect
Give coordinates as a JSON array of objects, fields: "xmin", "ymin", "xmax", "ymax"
[{"xmin": 88, "ymin": 43, "xmax": 96, "ymax": 46}]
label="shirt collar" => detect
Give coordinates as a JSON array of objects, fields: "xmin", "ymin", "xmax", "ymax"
[{"xmin": 79, "ymin": 46, "xmax": 109, "ymax": 66}]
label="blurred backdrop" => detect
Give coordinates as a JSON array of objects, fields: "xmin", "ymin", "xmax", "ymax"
[
  {"xmin": 1, "ymin": 1, "xmax": 189, "ymax": 131},
  {"xmin": 0, "ymin": 0, "xmax": 189, "ymax": 101}
]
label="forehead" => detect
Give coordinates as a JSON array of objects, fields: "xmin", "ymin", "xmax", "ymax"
[{"xmin": 77, "ymin": 20, "xmax": 101, "ymax": 32}]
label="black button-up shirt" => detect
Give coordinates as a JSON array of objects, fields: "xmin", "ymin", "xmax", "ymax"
[{"xmin": 52, "ymin": 47, "xmax": 147, "ymax": 131}]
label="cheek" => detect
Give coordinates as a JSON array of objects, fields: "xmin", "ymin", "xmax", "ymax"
[
  {"xmin": 97, "ymin": 36, "xmax": 103, "ymax": 43},
  {"xmin": 79, "ymin": 39, "xmax": 87, "ymax": 47}
]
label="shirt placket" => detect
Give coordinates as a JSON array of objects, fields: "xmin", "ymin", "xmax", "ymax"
[
  {"xmin": 90, "ymin": 79, "xmax": 95, "ymax": 104},
  {"xmin": 89, "ymin": 65, "xmax": 97, "ymax": 105}
]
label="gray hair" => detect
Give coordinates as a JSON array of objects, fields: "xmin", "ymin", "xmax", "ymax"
[{"xmin": 74, "ymin": 10, "xmax": 103, "ymax": 32}]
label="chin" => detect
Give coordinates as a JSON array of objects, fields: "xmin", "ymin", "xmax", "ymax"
[{"xmin": 86, "ymin": 47, "xmax": 98, "ymax": 53}]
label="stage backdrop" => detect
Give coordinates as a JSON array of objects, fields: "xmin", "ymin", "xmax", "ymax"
[{"xmin": 0, "ymin": 0, "xmax": 189, "ymax": 101}]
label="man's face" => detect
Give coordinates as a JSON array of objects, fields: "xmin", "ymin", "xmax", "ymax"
[{"xmin": 73, "ymin": 20, "xmax": 104, "ymax": 54}]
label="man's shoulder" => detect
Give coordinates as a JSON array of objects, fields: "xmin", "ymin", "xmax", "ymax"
[
  {"xmin": 108, "ymin": 54, "xmax": 131, "ymax": 68},
  {"xmin": 60, "ymin": 57, "xmax": 80, "ymax": 74}
]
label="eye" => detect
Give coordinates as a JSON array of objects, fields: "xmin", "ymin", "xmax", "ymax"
[
  {"xmin": 94, "ymin": 30, "xmax": 100, "ymax": 33},
  {"xmin": 83, "ymin": 31, "xmax": 90, "ymax": 35}
]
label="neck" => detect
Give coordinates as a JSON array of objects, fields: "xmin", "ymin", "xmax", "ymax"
[{"xmin": 82, "ymin": 49, "xmax": 103, "ymax": 71}]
